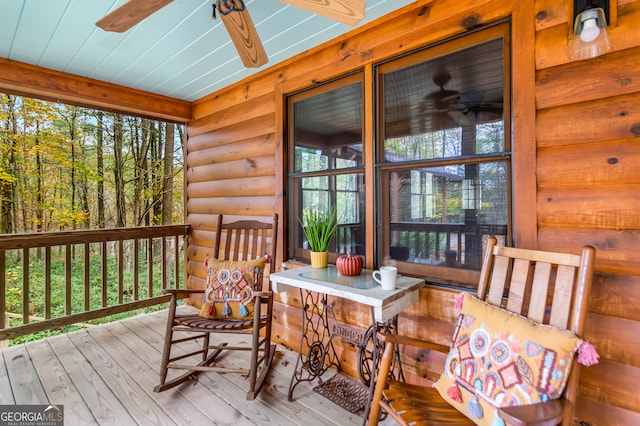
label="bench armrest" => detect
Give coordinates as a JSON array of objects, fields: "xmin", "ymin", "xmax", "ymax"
[{"xmin": 498, "ymin": 399, "xmax": 568, "ymax": 426}]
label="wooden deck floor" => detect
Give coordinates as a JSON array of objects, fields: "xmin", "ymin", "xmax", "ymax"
[{"xmin": 0, "ymin": 306, "xmax": 391, "ymax": 425}]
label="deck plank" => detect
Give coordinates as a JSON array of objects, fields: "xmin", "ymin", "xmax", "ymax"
[
  {"xmin": 127, "ymin": 309, "xmax": 305, "ymax": 425},
  {"xmin": 67, "ymin": 329, "xmax": 173, "ymax": 426},
  {"xmin": 47, "ymin": 333, "xmax": 135, "ymax": 424},
  {"xmin": 118, "ymin": 313, "xmax": 257, "ymax": 425},
  {"xmin": 3, "ymin": 344, "xmax": 48, "ymax": 404},
  {"xmin": 0, "ymin": 307, "xmax": 392, "ymax": 425},
  {"xmin": 0, "ymin": 351, "xmax": 15, "ymax": 404},
  {"xmin": 129, "ymin": 308, "xmax": 352, "ymax": 426},
  {"xmin": 96, "ymin": 321, "xmax": 231, "ymax": 426},
  {"xmin": 25, "ymin": 339, "xmax": 97, "ymax": 425}
]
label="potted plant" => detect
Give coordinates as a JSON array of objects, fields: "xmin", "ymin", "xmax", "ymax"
[{"xmin": 299, "ymin": 206, "xmax": 338, "ymax": 268}]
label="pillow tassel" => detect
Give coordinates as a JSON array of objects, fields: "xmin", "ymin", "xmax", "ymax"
[
  {"xmin": 239, "ymin": 302, "xmax": 249, "ymax": 317},
  {"xmin": 455, "ymin": 292, "xmax": 465, "ymax": 310},
  {"xmin": 208, "ymin": 303, "xmax": 216, "ymax": 317},
  {"xmin": 577, "ymin": 341, "xmax": 600, "ymax": 366},
  {"xmin": 491, "ymin": 411, "xmax": 506, "ymax": 426},
  {"xmin": 467, "ymin": 395, "xmax": 483, "ymax": 419},
  {"xmin": 222, "ymin": 301, "xmax": 232, "ymax": 317},
  {"xmin": 447, "ymin": 382, "xmax": 463, "ymax": 402}
]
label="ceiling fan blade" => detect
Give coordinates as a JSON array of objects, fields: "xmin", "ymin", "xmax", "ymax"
[
  {"xmin": 96, "ymin": 0, "xmax": 174, "ymax": 32},
  {"xmin": 448, "ymin": 110, "xmax": 473, "ymax": 127},
  {"xmin": 219, "ymin": 6, "xmax": 268, "ymax": 68},
  {"xmin": 278, "ymin": 0, "xmax": 365, "ymax": 26}
]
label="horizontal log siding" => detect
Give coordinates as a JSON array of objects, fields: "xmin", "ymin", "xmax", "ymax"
[
  {"xmin": 184, "ymin": 84, "xmax": 278, "ymax": 302},
  {"xmin": 535, "ymin": 1, "xmax": 640, "ymax": 423},
  {"xmin": 185, "ymin": 0, "xmax": 640, "ymax": 423}
]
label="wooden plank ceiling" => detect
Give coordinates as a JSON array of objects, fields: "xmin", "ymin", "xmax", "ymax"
[{"xmin": 0, "ymin": 0, "xmax": 413, "ymax": 102}]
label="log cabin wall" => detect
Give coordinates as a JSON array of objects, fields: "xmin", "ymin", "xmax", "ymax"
[{"xmin": 187, "ymin": 0, "xmax": 640, "ymax": 424}]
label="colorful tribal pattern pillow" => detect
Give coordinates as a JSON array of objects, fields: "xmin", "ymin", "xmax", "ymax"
[
  {"xmin": 434, "ymin": 292, "xmax": 599, "ymax": 426},
  {"xmin": 198, "ymin": 258, "xmax": 265, "ymax": 320}
]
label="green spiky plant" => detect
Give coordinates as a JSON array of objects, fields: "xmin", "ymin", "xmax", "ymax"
[{"xmin": 299, "ymin": 206, "xmax": 338, "ymax": 252}]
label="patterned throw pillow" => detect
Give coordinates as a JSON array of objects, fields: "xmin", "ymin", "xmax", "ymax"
[
  {"xmin": 434, "ymin": 293, "xmax": 588, "ymax": 426},
  {"xmin": 198, "ymin": 258, "xmax": 265, "ymax": 320}
]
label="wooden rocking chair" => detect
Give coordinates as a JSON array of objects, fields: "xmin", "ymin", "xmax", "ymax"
[
  {"xmin": 368, "ymin": 237, "xmax": 596, "ymax": 426},
  {"xmin": 154, "ymin": 213, "xmax": 278, "ymax": 400}
]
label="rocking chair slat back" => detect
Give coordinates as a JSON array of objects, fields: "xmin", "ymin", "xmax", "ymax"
[{"xmin": 367, "ymin": 237, "xmax": 596, "ymax": 426}]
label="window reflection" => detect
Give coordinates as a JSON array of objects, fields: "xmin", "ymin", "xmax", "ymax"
[
  {"xmin": 378, "ymin": 31, "xmax": 510, "ymax": 276},
  {"xmin": 288, "ymin": 75, "xmax": 366, "ymax": 261}
]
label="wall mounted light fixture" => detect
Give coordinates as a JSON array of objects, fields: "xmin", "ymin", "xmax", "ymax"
[{"xmin": 569, "ymin": 0, "xmax": 612, "ymax": 60}]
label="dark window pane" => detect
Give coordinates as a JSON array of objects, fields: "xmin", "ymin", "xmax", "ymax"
[
  {"xmin": 293, "ymin": 82, "xmax": 363, "ymax": 172},
  {"xmin": 386, "ymin": 160, "xmax": 508, "ymax": 269},
  {"xmin": 290, "ymin": 173, "xmax": 366, "ymax": 256},
  {"xmin": 382, "ymin": 38, "xmax": 505, "ymax": 162},
  {"xmin": 288, "ymin": 75, "xmax": 365, "ymax": 261},
  {"xmin": 378, "ymin": 26, "xmax": 510, "ymax": 283}
]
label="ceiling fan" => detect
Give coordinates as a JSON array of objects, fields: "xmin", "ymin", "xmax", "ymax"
[
  {"xmin": 423, "ymin": 70, "xmax": 473, "ymax": 127},
  {"xmin": 96, "ymin": 0, "xmax": 366, "ymax": 68}
]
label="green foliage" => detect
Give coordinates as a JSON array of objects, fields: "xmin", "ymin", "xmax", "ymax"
[
  {"xmin": 3, "ymin": 242, "xmax": 180, "ymax": 346},
  {"xmin": 0, "ymin": 93, "xmax": 185, "ymax": 233},
  {"xmin": 299, "ymin": 206, "xmax": 338, "ymax": 252}
]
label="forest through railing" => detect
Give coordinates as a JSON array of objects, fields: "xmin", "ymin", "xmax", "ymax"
[{"xmin": 0, "ymin": 224, "xmax": 190, "ymax": 343}]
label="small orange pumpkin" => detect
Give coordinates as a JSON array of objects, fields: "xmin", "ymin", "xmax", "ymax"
[{"xmin": 336, "ymin": 252, "xmax": 364, "ymax": 276}]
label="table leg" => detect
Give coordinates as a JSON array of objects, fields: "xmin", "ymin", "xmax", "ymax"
[
  {"xmin": 361, "ymin": 312, "xmax": 404, "ymax": 425},
  {"xmin": 287, "ymin": 288, "xmax": 340, "ymax": 401}
]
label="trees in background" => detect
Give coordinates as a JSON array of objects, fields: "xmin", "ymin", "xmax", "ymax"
[{"xmin": 0, "ymin": 94, "xmax": 184, "ymax": 234}]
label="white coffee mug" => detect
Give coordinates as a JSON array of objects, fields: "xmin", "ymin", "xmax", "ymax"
[{"xmin": 372, "ymin": 266, "xmax": 397, "ymax": 290}]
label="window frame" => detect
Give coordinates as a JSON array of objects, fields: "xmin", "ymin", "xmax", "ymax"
[
  {"xmin": 286, "ymin": 72, "xmax": 366, "ymax": 264},
  {"xmin": 285, "ymin": 22, "xmax": 512, "ymax": 289},
  {"xmin": 374, "ymin": 23, "xmax": 512, "ymax": 286}
]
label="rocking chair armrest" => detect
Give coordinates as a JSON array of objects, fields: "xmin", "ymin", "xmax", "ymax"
[
  {"xmin": 254, "ymin": 291, "xmax": 273, "ymax": 298},
  {"xmin": 162, "ymin": 288, "xmax": 204, "ymax": 299},
  {"xmin": 377, "ymin": 332, "xmax": 450, "ymax": 354},
  {"xmin": 498, "ymin": 399, "xmax": 568, "ymax": 426}
]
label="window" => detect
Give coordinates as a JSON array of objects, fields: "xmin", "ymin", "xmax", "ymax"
[
  {"xmin": 287, "ymin": 73, "xmax": 366, "ymax": 263},
  {"xmin": 377, "ymin": 25, "xmax": 510, "ymax": 285},
  {"xmin": 287, "ymin": 23, "xmax": 511, "ymax": 287}
]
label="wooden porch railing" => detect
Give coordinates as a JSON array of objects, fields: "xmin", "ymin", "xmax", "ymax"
[
  {"xmin": 389, "ymin": 222, "xmax": 508, "ymax": 266},
  {"xmin": 0, "ymin": 225, "xmax": 190, "ymax": 342}
]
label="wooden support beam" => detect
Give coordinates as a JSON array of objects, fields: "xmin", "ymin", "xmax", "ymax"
[{"xmin": 0, "ymin": 58, "xmax": 192, "ymax": 123}]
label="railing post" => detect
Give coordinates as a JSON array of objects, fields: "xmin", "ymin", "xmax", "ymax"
[
  {"xmin": 23, "ymin": 248, "xmax": 29, "ymax": 325},
  {"xmin": 134, "ymin": 239, "xmax": 139, "ymax": 300},
  {"xmin": 101, "ymin": 241, "xmax": 108, "ymax": 307},
  {"xmin": 45, "ymin": 246, "xmax": 51, "ymax": 319},
  {"xmin": 0, "ymin": 249, "xmax": 5, "ymax": 330},
  {"xmin": 118, "ymin": 240, "xmax": 124, "ymax": 304},
  {"xmin": 0, "ymin": 313, "xmax": 7, "ymax": 349},
  {"xmin": 84, "ymin": 242, "xmax": 90, "ymax": 311},
  {"xmin": 147, "ymin": 237, "xmax": 153, "ymax": 298},
  {"xmin": 65, "ymin": 244, "xmax": 72, "ymax": 315},
  {"xmin": 161, "ymin": 236, "xmax": 167, "ymax": 290}
]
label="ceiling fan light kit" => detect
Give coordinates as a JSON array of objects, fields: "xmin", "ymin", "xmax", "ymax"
[{"xmin": 97, "ymin": 0, "xmax": 367, "ymax": 69}]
